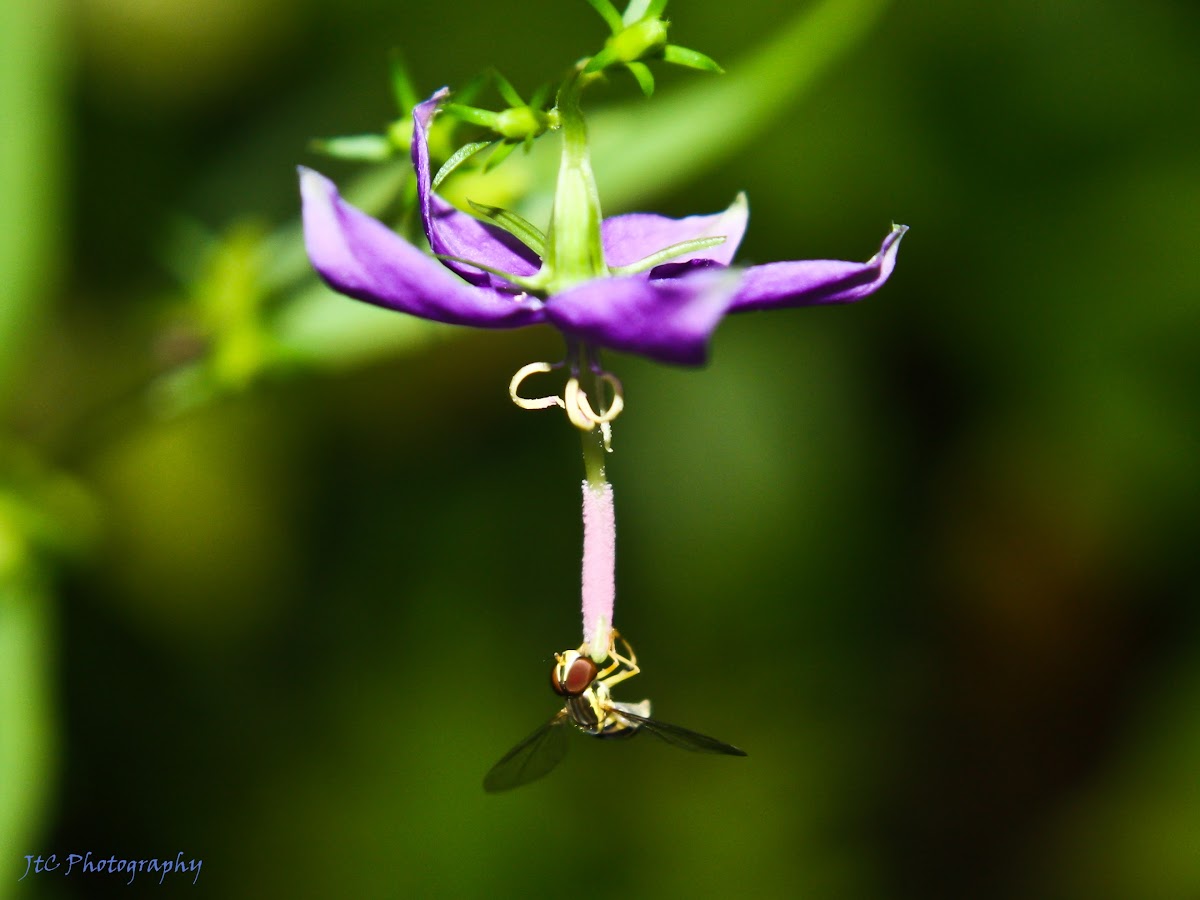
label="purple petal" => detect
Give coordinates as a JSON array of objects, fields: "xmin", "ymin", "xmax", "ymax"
[
  {"xmin": 299, "ymin": 166, "xmax": 545, "ymax": 328},
  {"xmin": 545, "ymin": 270, "xmax": 740, "ymax": 366},
  {"xmin": 729, "ymin": 224, "xmax": 907, "ymax": 312},
  {"xmin": 412, "ymin": 91, "xmax": 541, "ymax": 286},
  {"xmin": 601, "ymin": 192, "xmax": 748, "ymax": 269}
]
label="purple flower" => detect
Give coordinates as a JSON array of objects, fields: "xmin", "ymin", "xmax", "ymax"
[{"xmin": 300, "ymin": 90, "xmax": 906, "ymax": 367}]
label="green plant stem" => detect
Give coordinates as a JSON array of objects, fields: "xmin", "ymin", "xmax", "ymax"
[{"xmin": 580, "ymin": 425, "xmax": 607, "ymax": 490}]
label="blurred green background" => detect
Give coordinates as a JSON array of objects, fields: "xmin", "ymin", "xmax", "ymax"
[{"xmin": 2, "ymin": 0, "xmax": 1199, "ymax": 897}]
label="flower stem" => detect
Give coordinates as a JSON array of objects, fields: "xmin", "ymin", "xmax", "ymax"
[{"xmin": 580, "ymin": 422, "xmax": 607, "ymax": 488}]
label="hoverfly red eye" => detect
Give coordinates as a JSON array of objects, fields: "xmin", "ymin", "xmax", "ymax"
[{"xmin": 551, "ymin": 656, "xmax": 598, "ymax": 697}]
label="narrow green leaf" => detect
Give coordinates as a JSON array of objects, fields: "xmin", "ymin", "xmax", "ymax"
[
  {"xmin": 467, "ymin": 200, "xmax": 547, "ymax": 257},
  {"xmin": 309, "ymin": 134, "xmax": 394, "ymax": 162},
  {"xmin": 433, "ymin": 140, "xmax": 493, "ymax": 190},
  {"xmin": 529, "ymin": 83, "xmax": 552, "ymax": 112},
  {"xmin": 626, "ymin": 62, "xmax": 655, "ymax": 96},
  {"xmin": 608, "ymin": 236, "xmax": 726, "ymax": 276},
  {"xmin": 483, "ymin": 139, "xmax": 519, "ymax": 172},
  {"xmin": 663, "ymin": 44, "xmax": 725, "ymax": 74},
  {"xmin": 490, "ymin": 68, "xmax": 525, "ymax": 109},
  {"xmin": 0, "ymin": 570, "xmax": 56, "ymax": 896},
  {"xmin": 433, "ymin": 255, "xmax": 543, "ymax": 291},
  {"xmin": 0, "ymin": 0, "xmax": 65, "ymax": 402},
  {"xmin": 583, "ymin": 45, "xmax": 620, "ymax": 74},
  {"xmin": 585, "ymin": 0, "xmax": 625, "ymax": 33},
  {"xmin": 454, "ymin": 71, "xmax": 489, "ymax": 106},
  {"xmin": 442, "ymin": 103, "xmax": 501, "ymax": 130},
  {"xmin": 388, "ymin": 51, "xmax": 419, "ymax": 113}
]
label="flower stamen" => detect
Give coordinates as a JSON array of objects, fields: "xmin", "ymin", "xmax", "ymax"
[
  {"xmin": 509, "ymin": 358, "xmax": 625, "ymax": 440},
  {"xmin": 571, "ymin": 372, "xmax": 624, "ymax": 425},
  {"xmin": 509, "ymin": 360, "xmax": 566, "ymax": 410}
]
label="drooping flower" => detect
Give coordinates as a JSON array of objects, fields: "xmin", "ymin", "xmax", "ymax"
[{"xmin": 299, "ymin": 90, "xmax": 906, "ymax": 375}]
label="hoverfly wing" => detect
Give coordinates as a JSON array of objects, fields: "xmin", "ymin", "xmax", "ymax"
[
  {"xmin": 615, "ymin": 708, "xmax": 747, "ymax": 756},
  {"xmin": 483, "ymin": 710, "xmax": 570, "ymax": 792}
]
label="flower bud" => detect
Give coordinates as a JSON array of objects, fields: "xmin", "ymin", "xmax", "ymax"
[
  {"xmin": 608, "ymin": 17, "xmax": 669, "ymax": 64},
  {"xmin": 494, "ymin": 105, "xmax": 547, "ymax": 141}
]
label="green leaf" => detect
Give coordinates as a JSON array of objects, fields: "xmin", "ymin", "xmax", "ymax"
[
  {"xmin": 0, "ymin": 0, "xmax": 65, "ymax": 403},
  {"xmin": 483, "ymin": 139, "xmax": 519, "ymax": 172},
  {"xmin": 388, "ymin": 51, "xmax": 419, "ymax": 113},
  {"xmin": 0, "ymin": 568, "xmax": 56, "ymax": 895},
  {"xmin": 453, "ymin": 71, "xmax": 488, "ymax": 107},
  {"xmin": 529, "ymin": 83, "xmax": 553, "ymax": 112},
  {"xmin": 309, "ymin": 134, "xmax": 394, "ymax": 162},
  {"xmin": 433, "ymin": 140, "xmax": 493, "ymax": 190},
  {"xmin": 626, "ymin": 62, "xmax": 655, "ymax": 96},
  {"xmin": 583, "ymin": 45, "xmax": 620, "ymax": 74},
  {"xmin": 442, "ymin": 103, "xmax": 501, "ymax": 130},
  {"xmin": 663, "ymin": 44, "xmax": 725, "ymax": 74},
  {"xmin": 490, "ymin": 68, "xmax": 525, "ymax": 109},
  {"xmin": 467, "ymin": 200, "xmax": 547, "ymax": 257},
  {"xmin": 585, "ymin": 0, "xmax": 625, "ymax": 34}
]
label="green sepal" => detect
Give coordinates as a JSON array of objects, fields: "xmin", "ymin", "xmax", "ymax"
[
  {"xmin": 663, "ymin": 44, "xmax": 724, "ymax": 74},
  {"xmin": 467, "ymin": 200, "xmax": 547, "ymax": 258},
  {"xmin": 453, "ymin": 72, "xmax": 489, "ymax": 107},
  {"xmin": 528, "ymin": 83, "xmax": 553, "ymax": 112},
  {"xmin": 388, "ymin": 51, "xmax": 419, "ymax": 114},
  {"xmin": 484, "ymin": 139, "xmax": 519, "ymax": 172},
  {"xmin": 583, "ymin": 45, "xmax": 620, "ymax": 74},
  {"xmin": 608, "ymin": 235, "xmax": 726, "ymax": 276},
  {"xmin": 626, "ymin": 62, "xmax": 655, "ymax": 96},
  {"xmin": 308, "ymin": 134, "xmax": 395, "ymax": 162},
  {"xmin": 489, "ymin": 68, "xmax": 526, "ymax": 108},
  {"xmin": 586, "ymin": 0, "xmax": 624, "ymax": 33},
  {"xmin": 442, "ymin": 103, "xmax": 501, "ymax": 130},
  {"xmin": 432, "ymin": 141, "xmax": 493, "ymax": 190},
  {"xmin": 433, "ymin": 255, "xmax": 546, "ymax": 292}
]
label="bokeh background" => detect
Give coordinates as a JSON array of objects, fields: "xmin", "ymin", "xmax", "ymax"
[{"xmin": 3, "ymin": 0, "xmax": 1199, "ymax": 896}]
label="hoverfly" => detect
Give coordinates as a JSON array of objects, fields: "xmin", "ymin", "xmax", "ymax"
[{"xmin": 483, "ymin": 631, "xmax": 745, "ymax": 792}]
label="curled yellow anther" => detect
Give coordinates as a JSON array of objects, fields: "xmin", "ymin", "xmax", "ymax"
[
  {"xmin": 592, "ymin": 372, "xmax": 624, "ymax": 424},
  {"xmin": 565, "ymin": 372, "xmax": 625, "ymax": 433},
  {"xmin": 509, "ymin": 361, "xmax": 565, "ymax": 410},
  {"xmin": 509, "ymin": 360, "xmax": 625, "ymax": 441},
  {"xmin": 564, "ymin": 377, "xmax": 592, "ymax": 431}
]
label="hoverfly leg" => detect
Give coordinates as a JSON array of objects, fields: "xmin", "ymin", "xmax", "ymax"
[
  {"xmin": 580, "ymin": 627, "xmax": 621, "ymax": 681},
  {"xmin": 596, "ymin": 629, "xmax": 641, "ymax": 690}
]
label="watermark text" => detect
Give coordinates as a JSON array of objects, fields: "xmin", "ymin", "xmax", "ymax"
[{"xmin": 19, "ymin": 851, "xmax": 202, "ymax": 885}]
